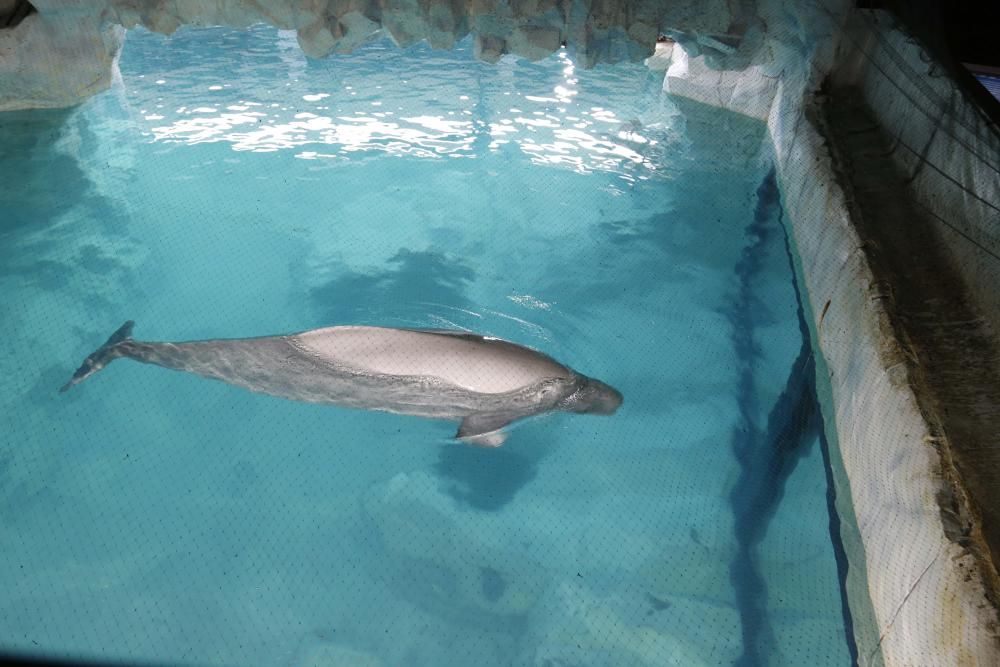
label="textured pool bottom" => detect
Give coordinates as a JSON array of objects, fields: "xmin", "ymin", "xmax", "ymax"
[{"xmin": 0, "ymin": 27, "xmax": 853, "ymax": 666}]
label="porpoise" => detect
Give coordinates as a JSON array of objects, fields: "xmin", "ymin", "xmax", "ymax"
[{"xmin": 61, "ymin": 322, "xmax": 622, "ymax": 446}]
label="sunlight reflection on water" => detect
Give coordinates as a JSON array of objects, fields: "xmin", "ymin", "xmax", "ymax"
[{"xmin": 133, "ymin": 33, "xmax": 667, "ymax": 180}]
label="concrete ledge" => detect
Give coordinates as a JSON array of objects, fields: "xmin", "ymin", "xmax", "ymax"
[
  {"xmin": 773, "ymin": 89, "xmax": 1000, "ymax": 667},
  {"xmin": 836, "ymin": 10, "xmax": 1000, "ymax": 351}
]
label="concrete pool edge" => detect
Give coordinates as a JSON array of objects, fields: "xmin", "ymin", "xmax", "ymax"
[
  {"xmin": 773, "ymin": 92, "xmax": 1000, "ymax": 667},
  {"xmin": 665, "ymin": 11, "xmax": 1000, "ymax": 667}
]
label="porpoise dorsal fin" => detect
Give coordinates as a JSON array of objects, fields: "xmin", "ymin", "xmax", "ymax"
[{"xmin": 456, "ymin": 413, "xmax": 516, "ymax": 447}]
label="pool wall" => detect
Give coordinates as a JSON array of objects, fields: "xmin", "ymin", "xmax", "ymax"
[
  {"xmin": 771, "ymin": 90, "xmax": 999, "ymax": 667},
  {"xmin": 832, "ymin": 11, "xmax": 1000, "ymax": 346},
  {"xmin": 665, "ymin": 5, "xmax": 1000, "ymax": 666}
]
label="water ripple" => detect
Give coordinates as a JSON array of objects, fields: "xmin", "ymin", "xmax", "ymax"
[{"xmin": 122, "ymin": 26, "xmax": 678, "ymax": 179}]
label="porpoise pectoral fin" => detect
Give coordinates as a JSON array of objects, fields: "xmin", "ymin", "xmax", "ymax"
[
  {"xmin": 461, "ymin": 431, "xmax": 508, "ymax": 448},
  {"xmin": 456, "ymin": 413, "xmax": 516, "ymax": 447}
]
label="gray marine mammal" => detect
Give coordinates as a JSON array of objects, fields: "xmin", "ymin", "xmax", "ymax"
[{"xmin": 61, "ymin": 321, "xmax": 622, "ymax": 446}]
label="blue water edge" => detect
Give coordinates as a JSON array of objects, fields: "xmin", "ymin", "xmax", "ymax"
[{"xmin": 0, "ymin": 26, "xmax": 853, "ymax": 666}]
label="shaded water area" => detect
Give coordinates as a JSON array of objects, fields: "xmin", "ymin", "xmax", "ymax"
[{"xmin": 1, "ymin": 26, "xmax": 854, "ymax": 665}]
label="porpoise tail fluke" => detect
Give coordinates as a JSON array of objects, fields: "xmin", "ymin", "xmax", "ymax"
[{"xmin": 60, "ymin": 320, "xmax": 135, "ymax": 393}]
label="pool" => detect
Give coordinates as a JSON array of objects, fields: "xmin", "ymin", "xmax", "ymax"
[{"xmin": 0, "ymin": 25, "xmax": 855, "ymax": 666}]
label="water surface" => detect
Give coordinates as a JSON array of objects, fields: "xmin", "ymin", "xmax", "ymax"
[{"xmin": 0, "ymin": 26, "xmax": 852, "ymax": 666}]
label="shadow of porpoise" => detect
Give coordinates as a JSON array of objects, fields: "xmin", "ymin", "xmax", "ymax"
[{"xmin": 433, "ymin": 444, "xmax": 538, "ymax": 512}]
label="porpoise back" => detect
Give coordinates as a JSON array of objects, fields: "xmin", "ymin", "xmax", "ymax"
[{"xmin": 290, "ymin": 326, "xmax": 573, "ymax": 394}]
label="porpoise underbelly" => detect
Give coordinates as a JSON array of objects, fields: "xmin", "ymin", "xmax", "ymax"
[{"xmin": 289, "ymin": 326, "xmax": 572, "ymax": 395}]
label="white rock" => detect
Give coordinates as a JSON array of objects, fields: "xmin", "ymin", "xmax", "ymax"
[
  {"xmin": 664, "ymin": 47, "xmax": 778, "ymax": 121},
  {"xmin": 0, "ymin": 0, "xmax": 731, "ymax": 109},
  {"xmin": 0, "ymin": 11, "xmax": 123, "ymax": 111},
  {"xmin": 644, "ymin": 40, "xmax": 674, "ymax": 71}
]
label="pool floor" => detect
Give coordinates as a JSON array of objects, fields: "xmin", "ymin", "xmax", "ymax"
[{"xmin": 0, "ymin": 26, "xmax": 853, "ymax": 666}]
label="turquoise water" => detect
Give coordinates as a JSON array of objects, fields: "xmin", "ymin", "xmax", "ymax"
[{"xmin": 0, "ymin": 26, "xmax": 853, "ymax": 666}]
